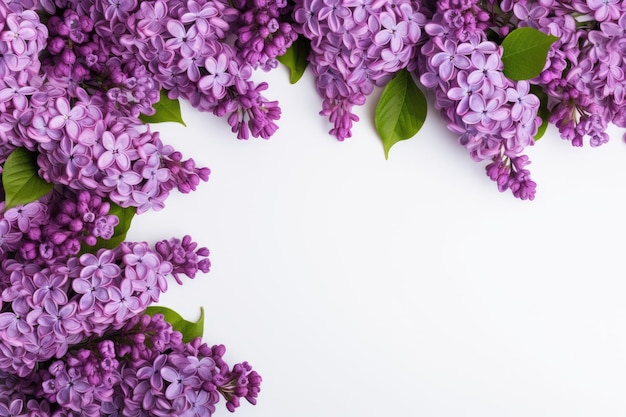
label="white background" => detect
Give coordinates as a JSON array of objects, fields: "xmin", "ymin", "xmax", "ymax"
[{"xmin": 127, "ymin": 68, "xmax": 626, "ymax": 417}]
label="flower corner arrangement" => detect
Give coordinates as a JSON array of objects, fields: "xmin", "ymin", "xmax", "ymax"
[{"xmin": 0, "ymin": 0, "xmax": 624, "ymax": 415}]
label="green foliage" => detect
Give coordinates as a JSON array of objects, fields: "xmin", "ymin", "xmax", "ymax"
[
  {"xmin": 145, "ymin": 306, "xmax": 205, "ymax": 342},
  {"xmin": 140, "ymin": 90, "xmax": 187, "ymax": 126},
  {"xmin": 81, "ymin": 203, "xmax": 136, "ymax": 253},
  {"xmin": 277, "ymin": 36, "xmax": 311, "ymax": 84},
  {"xmin": 2, "ymin": 148, "xmax": 53, "ymax": 209},
  {"xmin": 375, "ymin": 69, "xmax": 427, "ymax": 159},
  {"xmin": 501, "ymin": 27, "xmax": 559, "ymax": 81}
]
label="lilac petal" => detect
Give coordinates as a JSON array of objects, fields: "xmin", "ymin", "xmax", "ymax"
[
  {"xmin": 49, "ymin": 115, "xmax": 66, "ymax": 130},
  {"xmin": 98, "ymin": 152, "xmax": 115, "ymax": 170}
]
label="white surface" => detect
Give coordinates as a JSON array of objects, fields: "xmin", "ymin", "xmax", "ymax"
[{"xmin": 127, "ymin": 68, "xmax": 626, "ymax": 417}]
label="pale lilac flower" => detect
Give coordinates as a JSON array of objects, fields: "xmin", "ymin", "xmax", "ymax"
[
  {"xmin": 97, "ymin": 131, "xmax": 132, "ymax": 171},
  {"xmin": 462, "ymin": 94, "xmax": 509, "ymax": 126},
  {"xmin": 72, "ymin": 274, "xmax": 111, "ymax": 312},
  {"xmin": 0, "ymin": 77, "xmax": 37, "ymax": 111},
  {"xmin": 79, "ymin": 250, "xmax": 121, "ymax": 281},
  {"xmin": 198, "ymin": 54, "xmax": 232, "ymax": 99},
  {"xmin": 447, "ymin": 71, "xmax": 480, "ymax": 115},
  {"xmin": 587, "ymin": 0, "xmax": 622, "ymax": 22},
  {"xmin": 0, "ymin": 15, "xmax": 37, "ymax": 55},
  {"xmin": 374, "ymin": 11, "xmax": 409, "ymax": 53},
  {"xmin": 161, "ymin": 365, "xmax": 200, "ymax": 400},
  {"xmin": 32, "ymin": 271, "xmax": 68, "ymax": 305},
  {"xmin": 506, "ymin": 81, "xmax": 540, "ymax": 122},
  {"xmin": 37, "ymin": 300, "xmax": 82, "ymax": 338},
  {"xmin": 103, "ymin": 279, "xmax": 141, "ymax": 323},
  {"xmin": 48, "ymin": 98, "xmax": 86, "ymax": 139}
]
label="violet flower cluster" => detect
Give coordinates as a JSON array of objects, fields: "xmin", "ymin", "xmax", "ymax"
[
  {"xmin": 0, "ymin": 313, "xmax": 261, "ymax": 417},
  {"xmin": 0, "ymin": 0, "xmax": 211, "ymax": 213},
  {"xmin": 417, "ymin": 0, "xmax": 540, "ymax": 200},
  {"xmin": 0, "ymin": 1, "xmax": 263, "ymax": 415},
  {"xmin": 496, "ymin": 0, "xmax": 626, "ymax": 147},
  {"xmin": 0, "ymin": 183, "xmax": 261, "ymax": 415},
  {"xmin": 283, "ymin": 0, "xmax": 626, "ymax": 199},
  {"xmin": 292, "ymin": 0, "xmax": 426, "ymax": 140}
]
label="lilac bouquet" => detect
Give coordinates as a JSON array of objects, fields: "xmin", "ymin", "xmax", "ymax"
[
  {"xmin": 0, "ymin": 0, "xmax": 269, "ymax": 415},
  {"xmin": 273, "ymin": 0, "xmax": 626, "ymax": 200},
  {"xmin": 1, "ymin": 0, "xmax": 626, "ymax": 414}
]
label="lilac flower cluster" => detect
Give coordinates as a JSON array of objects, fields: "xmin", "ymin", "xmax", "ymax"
[
  {"xmin": 0, "ymin": 191, "xmax": 211, "ymax": 376},
  {"xmin": 497, "ymin": 0, "xmax": 626, "ymax": 147},
  {"xmin": 0, "ymin": 0, "xmax": 210, "ymax": 213},
  {"xmin": 0, "ymin": 313, "xmax": 260, "ymax": 416},
  {"xmin": 0, "ymin": 187, "xmax": 119, "ymax": 264},
  {"xmin": 416, "ymin": 0, "xmax": 540, "ymax": 200},
  {"xmin": 230, "ymin": 0, "xmax": 298, "ymax": 71},
  {"xmin": 292, "ymin": 0, "xmax": 426, "ymax": 140},
  {"xmin": 0, "ymin": 178, "xmax": 260, "ymax": 415},
  {"xmin": 100, "ymin": 0, "xmax": 283, "ymax": 139}
]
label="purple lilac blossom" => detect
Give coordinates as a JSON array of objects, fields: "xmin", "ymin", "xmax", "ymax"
[
  {"xmin": 292, "ymin": 0, "xmax": 426, "ymax": 140},
  {"xmin": 416, "ymin": 0, "xmax": 540, "ymax": 199},
  {"xmin": 506, "ymin": 0, "xmax": 626, "ymax": 147},
  {"xmin": 0, "ymin": 1, "xmax": 261, "ymax": 415}
]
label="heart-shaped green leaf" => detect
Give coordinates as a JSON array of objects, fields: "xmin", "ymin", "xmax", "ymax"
[
  {"xmin": 277, "ymin": 36, "xmax": 311, "ymax": 84},
  {"xmin": 501, "ymin": 27, "xmax": 559, "ymax": 81},
  {"xmin": 2, "ymin": 148, "xmax": 53, "ymax": 209},
  {"xmin": 140, "ymin": 90, "xmax": 187, "ymax": 126},
  {"xmin": 145, "ymin": 306, "xmax": 204, "ymax": 342},
  {"xmin": 375, "ymin": 69, "xmax": 427, "ymax": 159}
]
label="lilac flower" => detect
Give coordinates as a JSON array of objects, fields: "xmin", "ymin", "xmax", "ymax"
[
  {"xmin": 37, "ymin": 299, "xmax": 82, "ymax": 338},
  {"xmin": 199, "ymin": 54, "xmax": 233, "ymax": 99},
  {"xmin": 136, "ymin": 1, "xmax": 168, "ymax": 37},
  {"xmin": 587, "ymin": 0, "xmax": 622, "ymax": 22},
  {"xmin": 32, "ymin": 270, "xmax": 69, "ymax": 305},
  {"xmin": 136, "ymin": 354, "xmax": 168, "ymax": 392},
  {"xmin": 79, "ymin": 250, "xmax": 121, "ymax": 281},
  {"xmin": 50, "ymin": 137, "xmax": 93, "ymax": 180},
  {"xmin": 103, "ymin": 278, "xmax": 141, "ymax": 323},
  {"xmin": 72, "ymin": 274, "xmax": 111, "ymax": 312},
  {"xmin": 467, "ymin": 50, "xmax": 506, "ymax": 90},
  {"xmin": 0, "ymin": 297, "xmax": 32, "ymax": 340},
  {"xmin": 0, "ymin": 77, "xmax": 38, "ymax": 111},
  {"xmin": 463, "ymin": 94, "xmax": 509, "ymax": 126},
  {"xmin": 48, "ymin": 98, "xmax": 87, "ymax": 139},
  {"xmin": 0, "ymin": 398, "xmax": 24, "ymax": 417},
  {"xmin": 4, "ymin": 202, "xmax": 45, "ymax": 233},
  {"xmin": 54, "ymin": 368, "xmax": 93, "ymax": 412},
  {"xmin": 506, "ymin": 81, "xmax": 540, "ymax": 122},
  {"xmin": 431, "ymin": 39, "xmax": 471, "ymax": 81},
  {"xmin": 374, "ymin": 11, "xmax": 409, "ymax": 53},
  {"xmin": 317, "ymin": 0, "xmax": 351, "ymax": 33},
  {"xmin": 103, "ymin": 0, "xmax": 139, "ymax": 22},
  {"xmin": 0, "ymin": 15, "xmax": 37, "ymax": 55},
  {"xmin": 97, "ymin": 131, "xmax": 132, "ymax": 171},
  {"xmin": 165, "ymin": 20, "xmax": 202, "ymax": 57},
  {"xmin": 176, "ymin": 391, "xmax": 212, "ymax": 417},
  {"xmin": 161, "ymin": 365, "xmax": 200, "ymax": 400},
  {"xmin": 447, "ymin": 71, "xmax": 479, "ymax": 115}
]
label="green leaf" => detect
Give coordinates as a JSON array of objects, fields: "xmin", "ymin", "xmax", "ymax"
[
  {"xmin": 140, "ymin": 90, "xmax": 187, "ymax": 126},
  {"xmin": 530, "ymin": 85, "xmax": 550, "ymax": 141},
  {"xmin": 145, "ymin": 306, "xmax": 204, "ymax": 342},
  {"xmin": 83, "ymin": 203, "xmax": 136, "ymax": 253},
  {"xmin": 501, "ymin": 27, "xmax": 559, "ymax": 81},
  {"xmin": 2, "ymin": 148, "xmax": 53, "ymax": 209},
  {"xmin": 277, "ymin": 36, "xmax": 311, "ymax": 84},
  {"xmin": 375, "ymin": 69, "xmax": 427, "ymax": 159}
]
